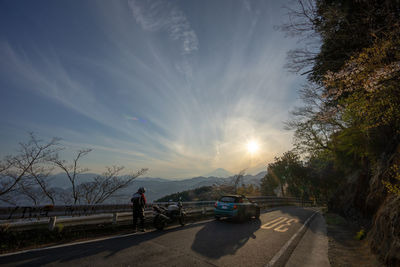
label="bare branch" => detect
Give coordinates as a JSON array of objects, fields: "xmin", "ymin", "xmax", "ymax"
[
  {"xmin": 51, "ymin": 149, "xmax": 92, "ymax": 204},
  {"xmin": 0, "ymin": 133, "xmax": 62, "ymax": 204},
  {"xmin": 77, "ymin": 167, "xmax": 148, "ymax": 204}
]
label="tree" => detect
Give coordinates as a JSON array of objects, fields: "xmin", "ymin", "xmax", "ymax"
[
  {"xmin": 0, "ymin": 133, "xmax": 61, "ymax": 205},
  {"xmin": 261, "ymin": 151, "xmax": 309, "ymax": 198},
  {"xmin": 52, "ymin": 149, "xmax": 92, "ymax": 204},
  {"xmin": 77, "ymin": 166, "xmax": 148, "ymax": 204},
  {"xmin": 260, "ymin": 172, "xmax": 279, "ymax": 196},
  {"xmin": 232, "ymin": 169, "xmax": 246, "ymax": 194},
  {"xmin": 0, "ymin": 134, "xmax": 148, "ymax": 205},
  {"xmin": 236, "ymin": 184, "xmax": 261, "ymax": 196},
  {"xmin": 52, "ymin": 149, "xmax": 148, "ymax": 204},
  {"xmin": 281, "ymin": 0, "xmax": 400, "ymax": 83},
  {"xmin": 281, "ymin": 0, "xmax": 400, "ymax": 201}
]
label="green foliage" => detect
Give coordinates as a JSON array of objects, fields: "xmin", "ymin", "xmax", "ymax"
[
  {"xmin": 324, "ymin": 213, "xmax": 347, "ymax": 226},
  {"xmin": 261, "ymin": 151, "xmax": 313, "ymax": 199},
  {"xmin": 260, "ymin": 173, "xmax": 279, "ymax": 196},
  {"xmin": 156, "ymin": 183, "xmax": 262, "ymax": 202},
  {"xmin": 312, "ymin": 0, "xmax": 400, "ymax": 82},
  {"xmin": 355, "ymin": 229, "xmax": 366, "ymax": 240},
  {"xmin": 283, "ymin": 0, "xmax": 400, "ymax": 200},
  {"xmin": 382, "ymin": 162, "xmax": 400, "ymax": 196},
  {"xmin": 55, "ymin": 223, "xmax": 64, "ymax": 233},
  {"xmin": 236, "ymin": 184, "xmax": 261, "ymax": 196}
]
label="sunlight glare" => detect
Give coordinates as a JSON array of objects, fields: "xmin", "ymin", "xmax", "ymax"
[{"xmin": 246, "ymin": 140, "xmax": 259, "ymax": 154}]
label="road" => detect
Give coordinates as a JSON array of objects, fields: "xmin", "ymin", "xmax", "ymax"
[{"xmin": 0, "ymin": 206, "xmax": 325, "ymax": 267}]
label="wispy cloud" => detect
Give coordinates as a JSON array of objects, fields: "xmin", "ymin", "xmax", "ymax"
[
  {"xmin": 128, "ymin": 0, "xmax": 198, "ymax": 55},
  {"xmin": 243, "ymin": 0, "xmax": 252, "ymax": 12},
  {"xmin": 124, "ymin": 115, "xmax": 139, "ymax": 121},
  {"xmin": 0, "ymin": 1, "xmax": 305, "ymax": 178}
]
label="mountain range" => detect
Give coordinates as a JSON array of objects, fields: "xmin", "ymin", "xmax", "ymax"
[{"xmin": 49, "ymin": 169, "xmax": 267, "ymax": 203}]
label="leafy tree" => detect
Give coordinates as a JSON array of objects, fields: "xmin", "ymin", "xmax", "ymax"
[
  {"xmin": 236, "ymin": 184, "xmax": 261, "ymax": 196},
  {"xmin": 260, "ymin": 151, "xmax": 310, "ymax": 198},
  {"xmin": 282, "ymin": 0, "xmax": 400, "ymax": 198},
  {"xmin": 260, "ymin": 172, "xmax": 279, "ymax": 196},
  {"xmin": 281, "ymin": 0, "xmax": 400, "ymax": 83}
]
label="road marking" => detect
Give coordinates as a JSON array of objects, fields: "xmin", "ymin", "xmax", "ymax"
[
  {"xmin": 274, "ymin": 218, "xmax": 299, "ymax": 233},
  {"xmin": 261, "ymin": 217, "xmax": 288, "ymax": 230},
  {"xmin": 0, "ymin": 219, "xmax": 215, "ymax": 258},
  {"xmin": 261, "ymin": 217, "xmax": 299, "ymax": 232},
  {"xmin": 265, "ymin": 211, "xmax": 318, "ymax": 267}
]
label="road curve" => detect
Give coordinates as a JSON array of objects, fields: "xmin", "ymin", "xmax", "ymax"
[{"xmin": 0, "ymin": 206, "xmax": 319, "ymax": 267}]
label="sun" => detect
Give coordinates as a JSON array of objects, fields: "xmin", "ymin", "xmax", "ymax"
[{"xmin": 246, "ymin": 140, "xmax": 259, "ymax": 154}]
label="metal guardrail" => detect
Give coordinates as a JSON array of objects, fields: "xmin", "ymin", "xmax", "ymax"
[{"xmin": 0, "ymin": 196, "xmax": 313, "ymax": 231}]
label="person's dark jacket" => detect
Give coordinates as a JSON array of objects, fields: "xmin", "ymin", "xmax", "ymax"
[{"xmin": 131, "ymin": 192, "xmax": 146, "ymax": 213}]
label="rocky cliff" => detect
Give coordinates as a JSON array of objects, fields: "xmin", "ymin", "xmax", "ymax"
[{"xmin": 329, "ymin": 146, "xmax": 400, "ymax": 266}]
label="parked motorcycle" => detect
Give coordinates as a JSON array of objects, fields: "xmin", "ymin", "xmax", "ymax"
[{"xmin": 153, "ymin": 198, "xmax": 186, "ymax": 230}]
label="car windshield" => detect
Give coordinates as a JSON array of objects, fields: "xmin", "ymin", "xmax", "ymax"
[{"xmin": 219, "ymin": 196, "xmax": 242, "ymax": 203}]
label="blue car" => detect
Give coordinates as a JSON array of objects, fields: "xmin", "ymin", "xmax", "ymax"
[{"xmin": 214, "ymin": 195, "xmax": 260, "ymax": 221}]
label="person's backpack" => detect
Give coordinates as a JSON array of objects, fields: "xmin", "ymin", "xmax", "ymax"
[{"xmin": 131, "ymin": 192, "xmax": 142, "ymax": 207}]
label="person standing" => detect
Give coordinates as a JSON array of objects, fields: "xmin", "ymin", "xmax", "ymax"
[{"xmin": 131, "ymin": 187, "xmax": 146, "ymax": 232}]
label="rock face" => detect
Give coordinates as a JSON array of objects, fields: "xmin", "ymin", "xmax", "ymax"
[
  {"xmin": 329, "ymin": 149, "xmax": 400, "ymax": 266},
  {"xmin": 369, "ymin": 194, "xmax": 400, "ymax": 266}
]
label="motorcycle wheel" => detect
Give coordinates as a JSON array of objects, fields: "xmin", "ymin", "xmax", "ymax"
[
  {"xmin": 179, "ymin": 215, "xmax": 186, "ymax": 226},
  {"xmin": 154, "ymin": 215, "xmax": 166, "ymax": 230},
  {"xmin": 255, "ymin": 207, "xmax": 260, "ymax": 219}
]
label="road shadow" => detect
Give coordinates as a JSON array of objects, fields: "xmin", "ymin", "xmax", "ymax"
[
  {"xmin": 0, "ymin": 220, "xmax": 209, "ymax": 267},
  {"xmin": 191, "ymin": 218, "xmax": 261, "ymax": 259}
]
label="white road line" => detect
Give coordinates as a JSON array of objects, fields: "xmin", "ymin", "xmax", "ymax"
[
  {"xmin": 265, "ymin": 210, "xmax": 319, "ymax": 267},
  {"xmin": 0, "ymin": 219, "xmax": 214, "ymax": 258}
]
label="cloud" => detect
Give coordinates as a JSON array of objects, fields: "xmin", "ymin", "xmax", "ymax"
[
  {"xmin": 128, "ymin": 0, "xmax": 198, "ymax": 55},
  {"xmin": 124, "ymin": 115, "xmax": 139, "ymax": 121},
  {"xmin": 243, "ymin": 0, "xmax": 252, "ymax": 12},
  {"xmin": 0, "ymin": 1, "xmax": 305, "ymax": 178}
]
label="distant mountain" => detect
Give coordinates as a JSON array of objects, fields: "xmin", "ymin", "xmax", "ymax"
[
  {"xmin": 50, "ymin": 173, "xmax": 98, "ymax": 189},
  {"xmin": 204, "ymin": 168, "xmax": 233, "ymax": 178},
  {"xmin": 51, "ymin": 171, "xmax": 267, "ymax": 202},
  {"xmin": 1, "ymin": 172, "xmax": 267, "ymax": 206}
]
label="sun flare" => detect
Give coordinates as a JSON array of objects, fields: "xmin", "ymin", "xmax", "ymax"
[{"xmin": 246, "ymin": 140, "xmax": 259, "ymax": 154}]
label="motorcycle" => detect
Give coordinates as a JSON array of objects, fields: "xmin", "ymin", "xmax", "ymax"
[{"xmin": 153, "ymin": 198, "xmax": 186, "ymax": 230}]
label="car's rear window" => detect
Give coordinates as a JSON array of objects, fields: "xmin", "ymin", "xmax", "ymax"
[{"xmin": 219, "ymin": 196, "xmax": 242, "ymax": 203}]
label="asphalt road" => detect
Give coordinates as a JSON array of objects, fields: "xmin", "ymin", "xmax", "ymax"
[{"xmin": 0, "ymin": 206, "xmax": 319, "ymax": 267}]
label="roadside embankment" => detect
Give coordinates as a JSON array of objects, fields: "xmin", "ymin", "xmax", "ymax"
[
  {"xmin": 324, "ymin": 212, "xmax": 384, "ymax": 267},
  {"xmin": 328, "ymin": 146, "xmax": 400, "ymax": 266}
]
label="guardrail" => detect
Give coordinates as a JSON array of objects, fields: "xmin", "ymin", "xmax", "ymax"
[{"xmin": 0, "ymin": 196, "xmax": 313, "ymax": 231}]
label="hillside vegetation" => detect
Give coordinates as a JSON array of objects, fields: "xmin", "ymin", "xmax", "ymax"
[
  {"xmin": 258, "ymin": 1, "xmax": 400, "ymax": 265},
  {"xmin": 156, "ymin": 182, "xmax": 261, "ymax": 202}
]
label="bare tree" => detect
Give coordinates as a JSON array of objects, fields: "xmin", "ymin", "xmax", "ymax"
[
  {"xmin": 277, "ymin": 0, "xmax": 320, "ymax": 76},
  {"xmin": 0, "ymin": 133, "xmax": 61, "ymax": 205},
  {"xmin": 232, "ymin": 169, "xmax": 246, "ymax": 194},
  {"xmin": 78, "ymin": 166, "xmax": 148, "ymax": 204},
  {"xmin": 52, "ymin": 149, "xmax": 148, "ymax": 204},
  {"xmin": 51, "ymin": 149, "xmax": 92, "ymax": 204}
]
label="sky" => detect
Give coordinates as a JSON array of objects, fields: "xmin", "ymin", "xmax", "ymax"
[{"xmin": 0, "ymin": 0, "xmax": 305, "ymax": 179}]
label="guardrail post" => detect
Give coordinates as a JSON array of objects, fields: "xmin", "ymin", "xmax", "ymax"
[
  {"xmin": 112, "ymin": 213, "xmax": 118, "ymax": 225},
  {"xmin": 48, "ymin": 216, "xmax": 57, "ymax": 231}
]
